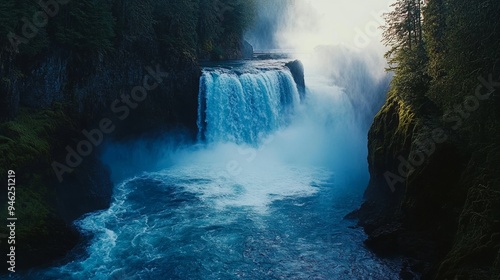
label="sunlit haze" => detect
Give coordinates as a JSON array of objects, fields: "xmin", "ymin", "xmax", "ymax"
[{"xmin": 248, "ymin": 0, "xmax": 392, "ymax": 52}]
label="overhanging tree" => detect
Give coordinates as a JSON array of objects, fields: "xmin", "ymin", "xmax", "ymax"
[
  {"xmin": 382, "ymin": 0, "xmax": 424, "ymax": 67},
  {"xmin": 382, "ymin": 0, "xmax": 428, "ymax": 98}
]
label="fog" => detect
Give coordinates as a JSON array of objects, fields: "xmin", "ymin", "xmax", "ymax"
[
  {"xmin": 101, "ymin": 0, "xmax": 392, "ymax": 210},
  {"xmin": 246, "ymin": 0, "xmax": 392, "ymax": 52}
]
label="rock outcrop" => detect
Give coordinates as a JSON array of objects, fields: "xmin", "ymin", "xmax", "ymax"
[
  {"xmin": 0, "ymin": 38, "xmax": 201, "ymax": 271},
  {"xmin": 242, "ymin": 40, "xmax": 254, "ymax": 60},
  {"xmin": 353, "ymin": 91, "xmax": 500, "ymax": 278},
  {"xmin": 285, "ymin": 60, "xmax": 306, "ymax": 100}
]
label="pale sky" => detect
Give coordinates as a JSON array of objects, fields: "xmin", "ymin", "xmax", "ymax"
[{"xmin": 277, "ymin": 0, "xmax": 393, "ymax": 51}]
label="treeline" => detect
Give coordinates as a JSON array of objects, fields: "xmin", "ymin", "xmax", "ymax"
[
  {"xmin": 0, "ymin": 0, "xmax": 255, "ymax": 59},
  {"xmin": 383, "ymin": 0, "xmax": 500, "ymax": 138},
  {"xmin": 382, "ymin": 1, "xmax": 500, "ymax": 277}
]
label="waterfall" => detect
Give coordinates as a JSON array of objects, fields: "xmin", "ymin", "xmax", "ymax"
[
  {"xmin": 33, "ymin": 58, "xmax": 399, "ymax": 280},
  {"xmin": 197, "ymin": 68, "xmax": 301, "ymax": 144}
]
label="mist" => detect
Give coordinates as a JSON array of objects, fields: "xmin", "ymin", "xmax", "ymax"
[
  {"xmin": 102, "ymin": 0, "xmax": 392, "ymax": 206},
  {"xmin": 246, "ymin": 0, "xmax": 392, "ymax": 130},
  {"xmin": 246, "ymin": 0, "xmax": 391, "ymax": 52},
  {"xmin": 32, "ymin": 1, "xmax": 401, "ymax": 278},
  {"xmin": 94, "ymin": 1, "xmax": 394, "ymax": 223}
]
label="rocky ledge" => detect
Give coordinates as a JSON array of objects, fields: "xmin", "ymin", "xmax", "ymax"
[{"xmin": 351, "ymin": 91, "xmax": 500, "ymax": 279}]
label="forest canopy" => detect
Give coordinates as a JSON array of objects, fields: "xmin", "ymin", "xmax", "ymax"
[
  {"xmin": 382, "ymin": 0, "xmax": 500, "ymax": 171},
  {"xmin": 0, "ymin": 0, "xmax": 256, "ymax": 58},
  {"xmin": 383, "ymin": 0, "xmax": 500, "ymax": 107}
]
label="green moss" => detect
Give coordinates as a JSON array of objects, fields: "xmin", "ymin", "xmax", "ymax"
[
  {"xmin": 0, "ymin": 106, "xmax": 73, "ymax": 241},
  {"xmin": 437, "ymin": 185, "xmax": 500, "ymax": 279},
  {"xmin": 0, "ymin": 107, "xmax": 70, "ymax": 171},
  {"xmin": 369, "ymin": 90, "xmax": 421, "ymax": 171},
  {"xmin": 372, "ymin": 90, "xmax": 500, "ymax": 278},
  {"xmin": 0, "ymin": 185, "xmax": 50, "ymax": 239},
  {"xmin": 54, "ymin": 1, "xmax": 115, "ymax": 54}
]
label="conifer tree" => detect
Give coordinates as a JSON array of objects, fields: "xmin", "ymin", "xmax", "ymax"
[
  {"xmin": 382, "ymin": 0, "xmax": 424, "ymax": 67},
  {"xmin": 55, "ymin": 0, "xmax": 115, "ymax": 53}
]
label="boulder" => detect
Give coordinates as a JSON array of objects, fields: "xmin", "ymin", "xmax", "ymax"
[{"xmin": 285, "ymin": 60, "xmax": 306, "ymax": 100}]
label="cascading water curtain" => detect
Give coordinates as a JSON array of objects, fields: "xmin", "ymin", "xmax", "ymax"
[{"xmin": 197, "ymin": 69, "xmax": 301, "ymax": 144}]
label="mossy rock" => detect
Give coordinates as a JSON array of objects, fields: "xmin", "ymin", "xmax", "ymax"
[
  {"xmin": 0, "ymin": 107, "xmax": 73, "ymax": 175},
  {"xmin": 0, "ymin": 106, "xmax": 77, "ymax": 269},
  {"xmin": 437, "ymin": 185, "xmax": 500, "ymax": 279}
]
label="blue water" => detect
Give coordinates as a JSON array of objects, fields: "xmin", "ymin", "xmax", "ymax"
[
  {"xmin": 21, "ymin": 59, "xmax": 399, "ymax": 279},
  {"xmin": 198, "ymin": 66, "xmax": 300, "ymax": 144}
]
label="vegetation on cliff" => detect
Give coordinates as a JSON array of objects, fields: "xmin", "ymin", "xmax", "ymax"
[
  {"xmin": 359, "ymin": 0, "xmax": 500, "ymax": 278},
  {"xmin": 0, "ymin": 107, "xmax": 82, "ymax": 268},
  {"xmin": 0, "ymin": 0, "xmax": 256, "ymax": 270},
  {"xmin": 0, "ymin": 0, "xmax": 255, "ymax": 58}
]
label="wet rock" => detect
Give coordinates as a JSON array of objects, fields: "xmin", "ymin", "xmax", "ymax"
[{"xmin": 285, "ymin": 60, "xmax": 305, "ymax": 100}]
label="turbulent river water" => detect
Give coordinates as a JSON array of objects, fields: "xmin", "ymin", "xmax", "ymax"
[{"xmin": 24, "ymin": 58, "xmax": 399, "ymax": 280}]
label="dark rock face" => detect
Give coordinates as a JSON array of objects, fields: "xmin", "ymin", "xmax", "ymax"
[
  {"xmin": 13, "ymin": 49, "xmax": 200, "ymax": 135},
  {"xmin": 242, "ymin": 40, "xmax": 254, "ymax": 60},
  {"xmin": 16, "ymin": 216, "xmax": 80, "ymax": 270},
  {"xmin": 55, "ymin": 156, "xmax": 113, "ymax": 222},
  {"xmin": 354, "ymin": 92, "xmax": 500, "ymax": 278},
  {"xmin": 285, "ymin": 60, "xmax": 306, "ymax": 100},
  {"xmin": 203, "ymin": 38, "xmax": 254, "ymax": 61},
  {"xmin": 0, "ymin": 56, "xmax": 20, "ymax": 122},
  {"xmin": 19, "ymin": 51, "xmax": 68, "ymax": 109},
  {"xmin": 0, "ymin": 39, "xmax": 201, "ymax": 270}
]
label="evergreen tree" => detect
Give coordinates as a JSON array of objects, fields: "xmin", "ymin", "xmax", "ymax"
[
  {"xmin": 197, "ymin": 0, "xmax": 225, "ymax": 55},
  {"xmin": 422, "ymin": 0, "xmax": 446, "ymax": 80},
  {"xmin": 113, "ymin": 0, "xmax": 156, "ymax": 43},
  {"xmin": 0, "ymin": 0, "xmax": 256, "ymax": 59},
  {"xmin": 0, "ymin": 0, "xmax": 17, "ymax": 49},
  {"xmin": 382, "ymin": 0, "xmax": 424, "ymax": 67},
  {"xmin": 219, "ymin": 0, "xmax": 256, "ymax": 36},
  {"xmin": 54, "ymin": 0, "xmax": 115, "ymax": 54},
  {"xmin": 444, "ymin": 0, "xmax": 500, "ymax": 85},
  {"xmin": 152, "ymin": 0, "xmax": 199, "ymax": 55},
  {"xmin": 197, "ymin": 0, "xmax": 255, "ymax": 59},
  {"xmin": 0, "ymin": 0, "xmax": 49, "ymax": 55},
  {"xmin": 382, "ymin": 0, "xmax": 428, "ymax": 99}
]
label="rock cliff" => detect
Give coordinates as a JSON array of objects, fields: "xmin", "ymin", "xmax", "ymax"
[{"xmin": 354, "ymin": 91, "xmax": 500, "ymax": 279}]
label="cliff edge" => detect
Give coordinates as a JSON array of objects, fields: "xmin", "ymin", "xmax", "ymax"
[{"xmin": 354, "ymin": 90, "xmax": 500, "ymax": 279}]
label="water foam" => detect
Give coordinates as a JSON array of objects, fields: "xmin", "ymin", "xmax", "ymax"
[{"xmin": 198, "ymin": 68, "xmax": 300, "ymax": 144}]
